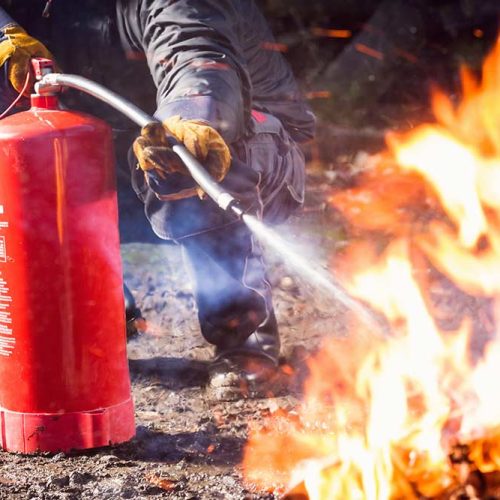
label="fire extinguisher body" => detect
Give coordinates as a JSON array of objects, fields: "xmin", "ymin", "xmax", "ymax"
[{"xmin": 0, "ymin": 96, "xmax": 135, "ymax": 453}]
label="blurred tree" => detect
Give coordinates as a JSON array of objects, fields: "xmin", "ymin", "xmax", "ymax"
[{"xmin": 257, "ymin": 0, "xmax": 500, "ymax": 128}]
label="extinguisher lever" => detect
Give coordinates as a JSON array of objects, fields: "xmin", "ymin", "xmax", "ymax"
[
  {"xmin": 31, "ymin": 58, "xmax": 61, "ymax": 95},
  {"xmin": 32, "ymin": 58, "xmax": 55, "ymax": 80}
]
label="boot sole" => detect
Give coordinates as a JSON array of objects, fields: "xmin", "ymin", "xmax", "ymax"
[{"xmin": 206, "ymin": 371, "xmax": 288, "ymax": 402}]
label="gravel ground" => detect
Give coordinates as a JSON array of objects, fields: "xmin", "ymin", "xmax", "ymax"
[{"xmin": 0, "ymin": 168, "xmax": 350, "ymax": 499}]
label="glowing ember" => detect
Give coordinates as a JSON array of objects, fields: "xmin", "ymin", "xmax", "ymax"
[{"xmin": 243, "ymin": 37, "xmax": 500, "ymax": 500}]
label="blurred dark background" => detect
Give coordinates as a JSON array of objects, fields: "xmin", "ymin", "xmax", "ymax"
[{"xmin": 257, "ymin": 0, "xmax": 500, "ymax": 128}]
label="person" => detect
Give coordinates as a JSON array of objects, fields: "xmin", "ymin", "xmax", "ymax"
[{"xmin": 0, "ymin": 0, "xmax": 316, "ymax": 400}]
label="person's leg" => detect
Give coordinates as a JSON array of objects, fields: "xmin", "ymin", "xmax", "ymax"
[
  {"xmin": 123, "ymin": 283, "xmax": 147, "ymax": 339},
  {"xmin": 181, "ymin": 222, "xmax": 283, "ymax": 399}
]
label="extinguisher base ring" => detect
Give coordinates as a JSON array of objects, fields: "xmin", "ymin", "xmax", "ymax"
[{"xmin": 0, "ymin": 397, "xmax": 135, "ymax": 454}]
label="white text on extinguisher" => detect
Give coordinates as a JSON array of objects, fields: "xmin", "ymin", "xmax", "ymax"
[
  {"xmin": 0, "ymin": 236, "xmax": 6, "ymax": 263},
  {"xmin": 0, "ymin": 275, "xmax": 14, "ymax": 357}
]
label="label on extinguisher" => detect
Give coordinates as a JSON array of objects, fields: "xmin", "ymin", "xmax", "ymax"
[
  {"xmin": 0, "ymin": 236, "xmax": 6, "ymax": 263},
  {"xmin": 0, "ymin": 206, "xmax": 13, "ymax": 356},
  {"xmin": 0, "ymin": 275, "xmax": 14, "ymax": 357},
  {"xmin": 0, "ymin": 206, "xmax": 8, "ymax": 231}
]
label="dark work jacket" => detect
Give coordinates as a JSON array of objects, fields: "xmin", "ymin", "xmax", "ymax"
[{"xmin": 0, "ymin": 0, "xmax": 315, "ymax": 144}]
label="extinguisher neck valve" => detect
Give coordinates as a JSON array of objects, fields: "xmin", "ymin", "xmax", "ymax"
[
  {"xmin": 30, "ymin": 94, "xmax": 59, "ymax": 110},
  {"xmin": 31, "ymin": 58, "xmax": 61, "ymax": 100},
  {"xmin": 34, "ymin": 79, "xmax": 62, "ymax": 98}
]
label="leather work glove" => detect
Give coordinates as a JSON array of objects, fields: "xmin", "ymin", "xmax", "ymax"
[
  {"xmin": 0, "ymin": 25, "xmax": 54, "ymax": 94},
  {"xmin": 133, "ymin": 116, "xmax": 232, "ymax": 199}
]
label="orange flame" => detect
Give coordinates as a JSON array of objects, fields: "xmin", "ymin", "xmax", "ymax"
[{"xmin": 243, "ymin": 38, "xmax": 500, "ymax": 499}]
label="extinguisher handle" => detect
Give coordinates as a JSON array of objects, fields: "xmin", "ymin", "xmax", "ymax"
[{"xmin": 35, "ymin": 72, "xmax": 244, "ymax": 216}]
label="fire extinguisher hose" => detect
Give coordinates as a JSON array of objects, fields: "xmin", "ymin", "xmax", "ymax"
[{"xmin": 35, "ymin": 73, "xmax": 244, "ymax": 218}]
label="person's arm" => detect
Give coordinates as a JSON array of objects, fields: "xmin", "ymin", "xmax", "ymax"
[
  {"xmin": 130, "ymin": 0, "xmax": 252, "ymax": 144},
  {"xmin": 125, "ymin": 0, "xmax": 246, "ymax": 199}
]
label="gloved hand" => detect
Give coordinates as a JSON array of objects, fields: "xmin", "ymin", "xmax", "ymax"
[
  {"xmin": 133, "ymin": 115, "xmax": 232, "ymax": 186},
  {"xmin": 0, "ymin": 25, "xmax": 54, "ymax": 94}
]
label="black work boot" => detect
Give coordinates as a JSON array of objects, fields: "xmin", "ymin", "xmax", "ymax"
[
  {"xmin": 207, "ymin": 312, "xmax": 287, "ymax": 401},
  {"xmin": 124, "ymin": 284, "xmax": 147, "ymax": 339}
]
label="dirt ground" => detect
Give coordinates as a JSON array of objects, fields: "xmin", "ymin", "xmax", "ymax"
[{"xmin": 0, "ymin": 158, "xmax": 359, "ymax": 499}]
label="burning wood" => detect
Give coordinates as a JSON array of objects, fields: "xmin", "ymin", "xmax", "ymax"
[
  {"xmin": 281, "ymin": 439, "xmax": 500, "ymax": 499},
  {"xmin": 243, "ymin": 37, "xmax": 500, "ymax": 500},
  {"xmin": 144, "ymin": 472, "xmax": 178, "ymax": 492}
]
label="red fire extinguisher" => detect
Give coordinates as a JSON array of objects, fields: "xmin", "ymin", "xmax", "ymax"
[{"xmin": 0, "ymin": 67, "xmax": 135, "ymax": 453}]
